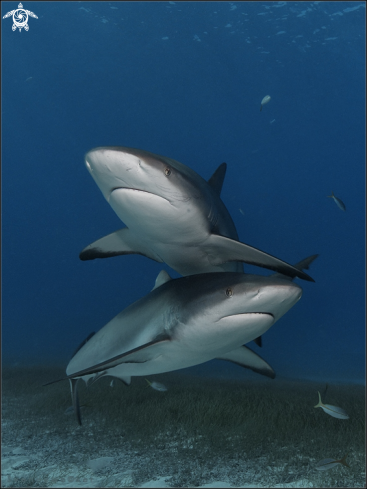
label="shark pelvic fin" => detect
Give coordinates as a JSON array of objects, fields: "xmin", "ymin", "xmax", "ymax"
[
  {"xmin": 79, "ymin": 228, "xmax": 164, "ymax": 262},
  {"xmin": 217, "ymin": 345, "xmax": 275, "ymax": 379}
]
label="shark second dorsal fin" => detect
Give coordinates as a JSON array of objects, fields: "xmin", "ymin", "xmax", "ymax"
[
  {"xmin": 207, "ymin": 162, "xmax": 227, "ymax": 195},
  {"xmin": 152, "ymin": 270, "xmax": 172, "ymax": 291}
]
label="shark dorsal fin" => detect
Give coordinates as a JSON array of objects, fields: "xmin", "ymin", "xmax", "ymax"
[
  {"xmin": 207, "ymin": 162, "xmax": 227, "ymax": 195},
  {"xmin": 152, "ymin": 270, "xmax": 172, "ymax": 290}
]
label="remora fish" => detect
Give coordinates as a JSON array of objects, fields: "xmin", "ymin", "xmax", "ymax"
[
  {"xmin": 49, "ymin": 270, "xmax": 303, "ymax": 425},
  {"xmin": 79, "ymin": 146, "xmax": 313, "ymax": 282}
]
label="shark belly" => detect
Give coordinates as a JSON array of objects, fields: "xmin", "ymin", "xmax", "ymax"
[{"xmin": 109, "ymin": 188, "xmax": 242, "ymax": 275}]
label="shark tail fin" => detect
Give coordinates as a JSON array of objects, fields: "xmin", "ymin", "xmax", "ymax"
[{"xmin": 271, "ymin": 254, "xmax": 318, "ymax": 282}]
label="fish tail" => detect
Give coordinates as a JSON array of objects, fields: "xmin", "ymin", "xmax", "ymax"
[
  {"xmin": 327, "ymin": 191, "xmax": 334, "ymax": 198},
  {"xmin": 314, "ymin": 391, "xmax": 322, "ymax": 408},
  {"xmin": 339, "ymin": 454, "xmax": 350, "ymax": 468}
]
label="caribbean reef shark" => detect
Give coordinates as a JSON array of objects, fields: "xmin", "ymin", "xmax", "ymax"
[
  {"xmin": 58, "ymin": 268, "xmax": 304, "ymax": 425},
  {"xmin": 79, "ymin": 146, "xmax": 313, "ymax": 282}
]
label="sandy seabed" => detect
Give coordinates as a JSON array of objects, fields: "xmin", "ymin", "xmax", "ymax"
[{"xmin": 1, "ymin": 365, "xmax": 365, "ymax": 488}]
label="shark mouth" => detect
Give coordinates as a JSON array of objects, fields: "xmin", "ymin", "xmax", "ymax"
[
  {"xmin": 110, "ymin": 187, "xmax": 171, "ymax": 204},
  {"xmin": 220, "ymin": 312, "xmax": 275, "ymax": 321}
]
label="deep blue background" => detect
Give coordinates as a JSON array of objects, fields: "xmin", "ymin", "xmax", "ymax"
[{"xmin": 2, "ymin": 1, "xmax": 365, "ymax": 384}]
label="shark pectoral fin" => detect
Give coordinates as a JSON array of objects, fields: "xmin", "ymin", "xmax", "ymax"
[
  {"xmin": 216, "ymin": 345, "xmax": 275, "ymax": 379},
  {"xmin": 67, "ymin": 335, "xmax": 171, "ymax": 380},
  {"xmin": 207, "ymin": 163, "xmax": 227, "ymax": 195},
  {"xmin": 205, "ymin": 234, "xmax": 314, "ymax": 282},
  {"xmin": 70, "ymin": 378, "xmax": 82, "ymax": 425},
  {"xmin": 79, "ymin": 228, "xmax": 163, "ymax": 263},
  {"xmin": 272, "ymin": 254, "xmax": 319, "ymax": 281}
]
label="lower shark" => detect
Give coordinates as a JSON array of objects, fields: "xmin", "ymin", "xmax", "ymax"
[
  {"xmin": 49, "ymin": 263, "xmax": 310, "ymax": 425},
  {"xmin": 79, "ymin": 146, "xmax": 314, "ymax": 282}
]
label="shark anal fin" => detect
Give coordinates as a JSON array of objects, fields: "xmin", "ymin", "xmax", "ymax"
[
  {"xmin": 207, "ymin": 163, "xmax": 227, "ymax": 195},
  {"xmin": 70, "ymin": 378, "xmax": 82, "ymax": 425},
  {"xmin": 216, "ymin": 345, "xmax": 275, "ymax": 379},
  {"xmin": 205, "ymin": 234, "xmax": 314, "ymax": 282},
  {"xmin": 79, "ymin": 228, "xmax": 163, "ymax": 263}
]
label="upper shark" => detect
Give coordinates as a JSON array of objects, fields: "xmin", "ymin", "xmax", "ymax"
[
  {"xmin": 79, "ymin": 146, "xmax": 314, "ymax": 282},
  {"xmin": 64, "ymin": 268, "xmax": 303, "ymax": 424}
]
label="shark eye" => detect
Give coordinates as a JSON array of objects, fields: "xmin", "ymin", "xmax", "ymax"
[
  {"xmin": 226, "ymin": 288, "xmax": 233, "ymax": 297},
  {"xmin": 164, "ymin": 168, "xmax": 171, "ymax": 176}
]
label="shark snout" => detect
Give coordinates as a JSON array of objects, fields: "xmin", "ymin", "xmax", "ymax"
[
  {"xmin": 85, "ymin": 148, "xmax": 132, "ymax": 201},
  {"xmin": 265, "ymin": 282, "xmax": 302, "ymax": 322}
]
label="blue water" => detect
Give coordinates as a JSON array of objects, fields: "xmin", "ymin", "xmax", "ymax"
[{"xmin": 2, "ymin": 1, "xmax": 365, "ymax": 385}]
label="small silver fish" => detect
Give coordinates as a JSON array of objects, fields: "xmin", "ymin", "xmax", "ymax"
[
  {"xmin": 315, "ymin": 454, "xmax": 349, "ymax": 471},
  {"xmin": 260, "ymin": 95, "xmax": 271, "ymax": 111},
  {"xmin": 327, "ymin": 191, "xmax": 346, "ymax": 211},
  {"xmin": 145, "ymin": 379, "xmax": 167, "ymax": 392},
  {"xmin": 314, "ymin": 391, "xmax": 349, "ymax": 419},
  {"xmin": 239, "ymin": 208, "xmax": 245, "ymax": 216}
]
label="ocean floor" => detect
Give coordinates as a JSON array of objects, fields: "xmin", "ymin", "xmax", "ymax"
[{"xmin": 1, "ymin": 366, "xmax": 365, "ymax": 488}]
